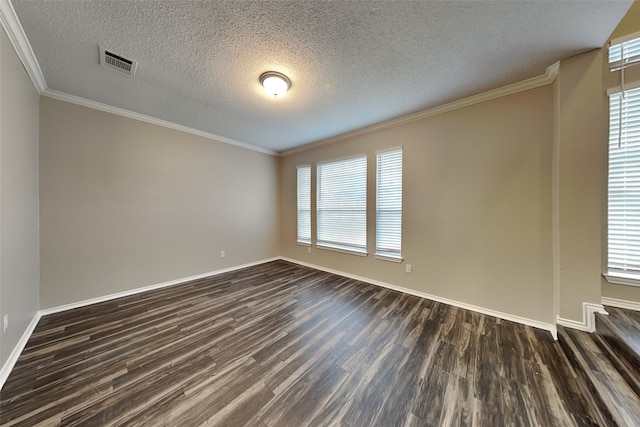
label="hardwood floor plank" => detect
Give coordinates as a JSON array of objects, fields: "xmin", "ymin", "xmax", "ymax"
[
  {"xmin": 500, "ymin": 377, "xmax": 533, "ymax": 427},
  {"xmin": 0, "ymin": 260, "xmax": 609, "ymax": 426},
  {"xmin": 258, "ymin": 349, "xmax": 350, "ymax": 426},
  {"xmin": 413, "ymin": 366, "xmax": 451, "ymax": 425}
]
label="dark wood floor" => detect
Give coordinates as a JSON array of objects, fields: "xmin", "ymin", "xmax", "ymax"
[{"xmin": 0, "ymin": 260, "xmax": 605, "ymax": 426}]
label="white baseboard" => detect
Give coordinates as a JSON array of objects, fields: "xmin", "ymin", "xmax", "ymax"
[
  {"xmin": 0, "ymin": 311, "xmax": 42, "ymax": 391},
  {"xmin": 280, "ymin": 257, "xmax": 557, "ymax": 338},
  {"xmin": 3, "ymin": 255, "xmax": 564, "ymax": 391},
  {"xmin": 40, "ymin": 257, "xmax": 280, "ymax": 316},
  {"xmin": 556, "ymin": 302, "xmax": 608, "ymax": 333},
  {"xmin": 601, "ymin": 296, "xmax": 640, "ymax": 312},
  {"xmin": 1, "ymin": 257, "xmax": 279, "ymax": 391}
]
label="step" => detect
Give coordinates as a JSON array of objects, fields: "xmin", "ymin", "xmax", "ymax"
[
  {"xmin": 558, "ymin": 325, "xmax": 640, "ymax": 426},
  {"xmin": 596, "ymin": 307, "xmax": 640, "ymax": 398}
]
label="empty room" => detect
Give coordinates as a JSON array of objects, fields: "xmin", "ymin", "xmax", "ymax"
[{"xmin": 1, "ymin": 0, "xmax": 640, "ymax": 425}]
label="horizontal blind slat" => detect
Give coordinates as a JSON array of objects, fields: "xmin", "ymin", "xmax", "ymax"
[
  {"xmin": 317, "ymin": 156, "xmax": 367, "ymax": 251},
  {"xmin": 297, "ymin": 166, "xmax": 311, "ymax": 243},
  {"xmin": 376, "ymin": 149, "xmax": 402, "ymax": 256},
  {"xmin": 608, "ymin": 87, "xmax": 640, "ymax": 275}
]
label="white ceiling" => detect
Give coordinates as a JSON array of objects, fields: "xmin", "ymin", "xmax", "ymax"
[{"xmin": 11, "ymin": 0, "xmax": 633, "ymax": 153}]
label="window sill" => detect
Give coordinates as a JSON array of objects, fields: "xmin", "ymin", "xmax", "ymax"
[
  {"xmin": 375, "ymin": 253, "xmax": 403, "ymax": 263},
  {"xmin": 297, "ymin": 240, "xmax": 311, "ymax": 247},
  {"xmin": 316, "ymin": 244, "xmax": 367, "ymax": 257},
  {"xmin": 604, "ymin": 272, "xmax": 640, "ymax": 288}
]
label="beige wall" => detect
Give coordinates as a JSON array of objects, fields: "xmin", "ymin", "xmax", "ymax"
[
  {"xmin": 610, "ymin": 0, "xmax": 640, "ymax": 40},
  {"xmin": 554, "ymin": 49, "xmax": 607, "ymax": 321},
  {"xmin": 39, "ymin": 97, "xmax": 280, "ymax": 308},
  {"xmin": 602, "ymin": 281, "xmax": 640, "ymax": 301},
  {"xmin": 0, "ymin": 30, "xmax": 40, "ymax": 366},
  {"xmin": 281, "ymin": 86, "xmax": 555, "ymax": 324}
]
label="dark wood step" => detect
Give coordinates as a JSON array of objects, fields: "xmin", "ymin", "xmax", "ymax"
[
  {"xmin": 596, "ymin": 306, "xmax": 640, "ymax": 397},
  {"xmin": 558, "ymin": 325, "xmax": 640, "ymax": 426}
]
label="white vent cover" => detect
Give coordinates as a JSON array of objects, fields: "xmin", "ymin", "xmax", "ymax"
[{"xmin": 99, "ymin": 46, "xmax": 137, "ymax": 77}]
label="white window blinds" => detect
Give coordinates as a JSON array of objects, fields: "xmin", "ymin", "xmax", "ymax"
[
  {"xmin": 608, "ymin": 88, "xmax": 640, "ymax": 277},
  {"xmin": 317, "ymin": 156, "xmax": 367, "ymax": 254},
  {"xmin": 297, "ymin": 166, "xmax": 311, "ymax": 244},
  {"xmin": 609, "ymin": 34, "xmax": 640, "ymax": 70},
  {"xmin": 376, "ymin": 148, "xmax": 402, "ymax": 259}
]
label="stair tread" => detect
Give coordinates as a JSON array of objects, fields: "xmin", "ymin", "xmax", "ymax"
[
  {"xmin": 559, "ymin": 326, "xmax": 640, "ymax": 426},
  {"xmin": 600, "ymin": 306, "xmax": 640, "ymax": 360},
  {"xmin": 597, "ymin": 307, "xmax": 640, "ymax": 398}
]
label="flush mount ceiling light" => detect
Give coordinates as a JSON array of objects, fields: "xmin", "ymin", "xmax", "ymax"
[{"xmin": 260, "ymin": 71, "xmax": 291, "ymax": 98}]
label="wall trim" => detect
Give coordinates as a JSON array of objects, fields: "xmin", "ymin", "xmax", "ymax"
[
  {"xmin": 545, "ymin": 61, "xmax": 560, "ymax": 83},
  {"xmin": 0, "ymin": 0, "xmax": 560, "ymax": 159},
  {"xmin": 280, "ymin": 257, "xmax": 557, "ymax": 339},
  {"xmin": 281, "ymin": 62, "xmax": 560, "ymax": 157},
  {"xmin": 0, "ymin": 311, "xmax": 41, "ymax": 391},
  {"xmin": 556, "ymin": 302, "xmax": 608, "ymax": 333},
  {"xmin": 1, "ymin": 257, "xmax": 279, "ymax": 390},
  {"xmin": 0, "ymin": 0, "xmax": 46, "ymax": 92},
  {"xmin": 39, "ymin": 257, "xmax": 280, "ymax": 316},
  {"xmin": 41, "ymin": 90, "xmax": 277, "ymax": 157},
  {"xmin": 603, "ymin": 272, "xmax": 640, "ymax": 288},
  {"xmin": 601, "ymin": 296, "xmax": 640, "ymax": 312},
  {"xmin": 0, "ymin": 1, "xmax": 277, "ymax": 157},
  {"xmin": 2, "ymin": 255, "xmax": 561, "ymax": 389}
]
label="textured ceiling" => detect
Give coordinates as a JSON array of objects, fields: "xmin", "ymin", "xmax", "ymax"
[{"xmin": 12, "ymin": 0, "xmax": 633, "ymax": 152}]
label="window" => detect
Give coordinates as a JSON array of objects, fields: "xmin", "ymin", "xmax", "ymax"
[
  {"xmin": 376, "ymin": 148, "xmax": 403, "ymax": 260},
  {"xmin": 297, "ymin": 166, "xmax": 311, "ymax": 245},
  {"xmin": 609, "ymin": 33, "xmax": 640, "ymax": 70},
  {"xmin": 607, "ymin": 87, "xmax": 640, "ymax": 283},
  {"xmin": 316, "ymin": 155, "xmax": 367, "ymax": 254}
]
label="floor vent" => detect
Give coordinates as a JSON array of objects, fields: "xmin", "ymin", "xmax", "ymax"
[{"xmin": 99, "ymin": 46, "xmax": 137, "ymax": 77}]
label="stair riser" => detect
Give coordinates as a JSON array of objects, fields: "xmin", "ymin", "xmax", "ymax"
[
  {"xmin": 595, "ymin": 317, "xmax": 640, "ymax": 398},
  {"xmin": 557, "ymin": 329, "xmax": 618, "ymax": 427},
  {"xmin": 558, "ymin": 324, "xmax": 640, "ymax": 425}
]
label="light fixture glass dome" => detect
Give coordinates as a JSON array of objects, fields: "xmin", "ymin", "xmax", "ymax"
[{"xmin": 260, "ymin": 71, "xmax": 291, "ymax": 98}]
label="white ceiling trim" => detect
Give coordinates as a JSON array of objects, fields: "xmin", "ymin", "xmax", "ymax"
[
  {"xmin": 282, "ymin": 61, "xmax": 561, "ymax": 157},
  {"xmin": 0, "ymin": 0, "xmax": 46, "ymax": 92},
  {"xmin": 42, "ymin": 89, "xmax": 278, "ymax": 156},
  {"xmin": 0, "ymin": 0, "xmax": 277, "ymax": 156},
  {"xmin": 2, "ymin": 0, "xmax": 564, "ymax": 158}
]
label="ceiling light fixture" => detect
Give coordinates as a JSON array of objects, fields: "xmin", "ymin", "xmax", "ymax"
[{"xmin": 260, "ymin": 71, "xmax": 291, "ymax": 98}]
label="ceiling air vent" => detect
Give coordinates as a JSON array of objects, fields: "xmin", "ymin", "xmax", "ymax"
[{"xmin": 99, "ymin": 46, "xmax": 137, "ymax": 77}]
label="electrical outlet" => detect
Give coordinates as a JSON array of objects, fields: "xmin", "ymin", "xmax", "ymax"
[
  {"xmin": 220, "ymin": 250, "xmax": 225, "ymax": 258},
  {"xmin": 405, "ymin": 264, "xmax": 412, "ymax": 274},
  {"xmin": 307, "ymin": 246, "xmax": 311, "ymax": 254},
  {"xmin": 3, "ymin": 315, "xmax": 8, "ymax": 333}
]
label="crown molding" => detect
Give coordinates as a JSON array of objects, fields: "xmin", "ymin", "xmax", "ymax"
[
  {"xmin": 0, "ymin": 0, "xmax": 559, "ymax": 159},
  {"xmin": 545, "ymin": 61, "xmax": 560, "ymax": 82},
  {"xmin": 42, "ymin": 90, "xmax": 278, "ymax": 156},
  {"xmin": 0, "ymin": 0, "xmax": 276, "ymax": 157},
  {"xmin": 0, "ymin": 0, "xmax": 46, "ymax": 92},
  {"xmin": 281, "ymin": 63, "xmax": 560, "ymax": 157}
]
